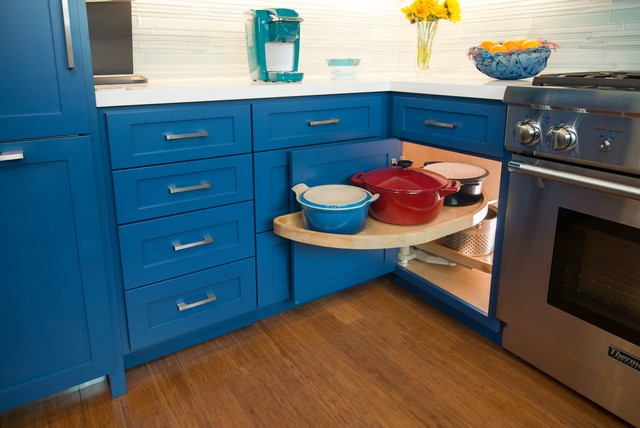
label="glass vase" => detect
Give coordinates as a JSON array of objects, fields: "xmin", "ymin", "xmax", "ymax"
[{"xmin": 416, "ymin": 20, "xmax": 438, "ymax": 78}]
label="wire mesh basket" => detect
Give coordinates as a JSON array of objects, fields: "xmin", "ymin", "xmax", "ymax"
[{"xmin": 468, "ymin": 44, "xmax": 553, "ymax": 80}]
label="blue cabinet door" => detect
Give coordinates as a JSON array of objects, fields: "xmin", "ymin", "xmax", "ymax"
[
  {"xmin": 0, "ymin": 0, "xmax": 91, "ymax": 141},
  {"xmin": 0, "ymin": 137, "xmax": 115, "ymax": 412},
  {"xmin": 290, "ymin": 139, "xmax": 402, "ymax": 304}
]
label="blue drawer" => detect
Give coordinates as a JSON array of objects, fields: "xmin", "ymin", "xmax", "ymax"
[
  {"xmin": 112, "ymin": 154, "xmax": 253, "ymax": 224},
  {"xmin": 118, "ymin": 201, "xmax": 255, "ymax": 290},
  {"xmin": 252, "ymin": 94, "xmax": 383, "ymax": 151},
  {"xmin": 392, "ymin": 95, "xmax": 507, "ymax": 158},
  {"xmin": 125, "ymin": 258, "xmax": 257, "ymax": 350},
  {"xmin": 105, "ymin": 103, "xmax": 251, "ymax": 169}
]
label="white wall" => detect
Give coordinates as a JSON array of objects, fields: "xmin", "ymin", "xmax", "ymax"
[{"xmin": 130, "ymin": 0, "xmax": 640, "ymax": 79}]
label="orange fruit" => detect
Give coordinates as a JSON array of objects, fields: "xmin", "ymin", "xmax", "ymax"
[
  {"xmin": 488, "ymin": 44, "xmax": 508, "ymax": 54},
  {"xmin": 502, "ymin": 39, "xmax": 522, "ymax": 51},
  {"xmin": 521, "ymin": 39, "xmax": 542, "ymax": 49},
  {"xmin": 478, "ymin": 39, "xmax": 498, "ymax": 51}
]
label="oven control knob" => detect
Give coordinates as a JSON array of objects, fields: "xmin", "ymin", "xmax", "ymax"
[
  {"xmin": 514, "ymin": 121, "xmax": 540, "ymax": 146},
  {"xmin": 546, "ymin": 126, "xmax": 577, "ymax": 151}
]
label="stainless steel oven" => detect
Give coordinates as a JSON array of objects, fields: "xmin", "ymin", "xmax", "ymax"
[{"xmin": 498, "ymin": 75, "xmax": 640, "ymax": 426}]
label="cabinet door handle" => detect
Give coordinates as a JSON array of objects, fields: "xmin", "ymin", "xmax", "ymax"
[
  {"xmin": 172, "ymin": 236, "xmax": 213, "ymax": 251},
  {"xmin": 307, "ymin": 119, "xmax": 340, "ymax": 126},
  {"xmin": 168, "ymin": 181, "xmax": 211, "ymax": 194},
  {"xmin": 0, "ymin": 151, "xmax": 24, "ymax": 162},
  {"xmin": 164, "ymin": 131, "xmax": 209, "ymax": 140},
  {"xmin": 424, "ymin": 119, "xmax": 457, "ymax": 129},
  {"xmin": 60, "ymin": 0, "xmax": 75, "ymax": 69},
  {"xmin": 177, "ymin": 292, "xmax": 217, "ymax": 311}
]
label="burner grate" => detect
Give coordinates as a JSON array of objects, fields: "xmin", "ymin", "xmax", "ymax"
[{"xmin": 532, "ymin": 71, "xmax": 640, "ymax": 91}]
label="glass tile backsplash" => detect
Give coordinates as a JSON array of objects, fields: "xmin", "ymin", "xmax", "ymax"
[{"xmin": 130, "ymin": 0, "xmax": 640, "ymax": 79}]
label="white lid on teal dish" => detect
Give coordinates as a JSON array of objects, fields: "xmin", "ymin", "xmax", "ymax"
[{"xmin": 302, "ymin": 184, "xmax": 369, "ymax": 208}]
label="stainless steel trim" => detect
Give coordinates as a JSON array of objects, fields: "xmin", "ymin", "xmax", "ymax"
[
  {"xmin": 307, "ymin": 119, "xmax": 339, "ymax": 126},
  {"xmin": 177, "ymin": 292, "xmax": 217, "ymax": 311},
  {"xmin": 424, "ymin": 119, "xmax": 457, "ymax": 129},
  {"xmin": 60, "ymin": 0, "xmax": 75, "ymax": 69},
  {"xmin": 503, "ymin": 86, "xmax": 640, "ymax": 117},
  {"xmin": 0, "ymin": 151, "xmax": 24, "ymax": 162},
  {"xmin": 508, "ymin": 160, "xmax": 640, "ymax": 201},
  {"xmin": 269, "ymin": 16, "xmax": 304, "ymax": 22},
  {"xmin": 168, "ymin": 181, "xmax": 211, "ymax": 194},
  {"xmin": 172, "ymin": 236, "xmax": 213, "ymax": 251},
  {"xmin": 164, "ymin": 131, "xmax": 209, "ymax": 140}
]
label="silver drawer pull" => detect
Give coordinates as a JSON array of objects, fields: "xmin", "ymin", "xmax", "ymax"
[
  {"xmin": 307, "ymin": 119, "xmax": 340, "ymax": 126},
  {"xmin": 164, "ymin": 131, "xmax": 209, "ymax": 140},
  {"xmin": 177, "ymin": 292, "xmax": 217, "ymax": 311},
  {"xmin": 424, "ymin": 119, "xmax": 457, "ymax": 129},
  {"xmin": 172, "ymin": 236, "xmax": 213, "ymax": 251},
  {"xmin": 168, "ymin": 181, "xmax": 211, "ymax": 194},
  {"xmin": 0, "ymin": 151, "xmax": 24, "ymax": 162},
  {"xmin": 61, "ymin": 0, "xmax": 75, "ymax": 69}
]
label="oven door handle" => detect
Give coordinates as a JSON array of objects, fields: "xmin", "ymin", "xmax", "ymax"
[{"xmin": 508, "ymin": 161, "xmax": 640, "ymax": 201}]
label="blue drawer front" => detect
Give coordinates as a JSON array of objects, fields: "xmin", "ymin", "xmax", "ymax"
[
  {"xmin": 253, "ymin": 149, "xmax": 290, "ymax": 233},
  {"xmin": 125, "ymin": 258, "xmax": 257, "ymax": 350},
  {"xmin": 256, "ymin": 231, "xmax": 291, "ymax": 307},
  {"xmin": 112, "ymin": 154, "xmax": 253, "ymax": 224},
  {"xmin": 392, "ymin": 95, "xmax": 507, "ymax": 158},
  {"xmin": 106, "ymin": 103, "xmax": 251, "ymax": 169},
  {"xmin": 118, "ymin": 201, "xmax": 255, "ymax": 290},
  {"xmin": 252, "ymin": 94, "xmax": 383, "ymax": 151}
]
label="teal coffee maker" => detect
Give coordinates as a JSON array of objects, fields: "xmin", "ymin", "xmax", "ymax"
[{"xmin": 244, "ymin": 9, "xmax": 304, "ymax": 82}]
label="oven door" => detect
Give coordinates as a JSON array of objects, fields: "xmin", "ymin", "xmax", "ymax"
[{"xmin": 497, "ymin": 154, "xmax": 640, "ymax": 425}]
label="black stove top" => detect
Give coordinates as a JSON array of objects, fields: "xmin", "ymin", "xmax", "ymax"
[{"xmin": 532, "ymin": 71, "xmax": 640, "ymax": 91}]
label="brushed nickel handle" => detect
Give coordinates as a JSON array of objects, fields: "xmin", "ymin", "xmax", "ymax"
[
  {"xmin": 424, "ymin": 119, "xmax": 457, "ymax": 129},
  {"xmin": 164, "ymin": 131, "xmax": 209, "ymax": 140},
  {"xmin": 307, "ymin": 119, "xmax": 340, "ymax": 126},
  {"xmin": 172, "ymin": 236, "xmax": 213, "ymax": 251},
  {"xmin": 0, "ymin": 151, "xmax": 24, "ymax": 162},
  {"xmin": 168, "ymin": 181, "xmax": 211, "ymax": 194},
  {"xmin": 60, "ymin": 0, "xmax": 75, "ymax": 69},
  {"xmin": 177, "ymin": 292, "xmax": 217, "ymax": 311}
]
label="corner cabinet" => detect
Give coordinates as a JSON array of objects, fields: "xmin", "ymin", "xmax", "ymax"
[{"xmin": 0, "ymin": 0, "xmax": 119, "ymax": 412}]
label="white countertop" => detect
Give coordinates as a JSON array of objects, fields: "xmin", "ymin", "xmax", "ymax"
[{"xmin": 94, "ymin": 72, "xmax": 533, "ymax": 107}]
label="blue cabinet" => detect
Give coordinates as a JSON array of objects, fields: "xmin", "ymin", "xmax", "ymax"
[
  {"xmin": 0, "ymin": 137, "xmax": 115, "ymax": 412},
  {"xmin": 289, "ymin": 139, "xmax": 401, "ymax": 303},
  {"xmin": 0, "ymin": 0, "xmax": 91, "ymax": 141},
  {"xmin": 0, "ymin": 0, "xmax": 119, "ymax": 412},
  {"xmin": 101, "ymin": 101, "xmax": 258, "ymax": 356}
]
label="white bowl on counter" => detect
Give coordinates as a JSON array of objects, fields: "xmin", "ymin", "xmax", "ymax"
[{"xmin": 326, "ymin": 58, "xmax": 361, "ymax": 80}]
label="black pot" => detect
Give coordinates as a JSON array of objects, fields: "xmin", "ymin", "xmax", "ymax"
[{"xmin": 422, "ymin": 162, "xmax": 489, "ymax": 206}]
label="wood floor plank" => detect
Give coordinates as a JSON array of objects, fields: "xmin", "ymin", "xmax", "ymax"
[
  {"xmin": 79, "ymin": 380, "xmax": 128, "ymax": 428},
  {"xmin": 145, "ymin": 355, "xmax": 211, "ymax": 428},
  {"xmin": 279, "ymin": 303, "xmax": 460, "ymax": 427},
  {"xmin": 231, "ymin": 325, "xmax": 343, "ymax": 428},
  {"xmin": 43, "ymin": 390, "xmax": 84, "ymax": 428},
  {"xmin": 256, "ymin": 316, "xmax": 368, "ymax": 426},
  {"xmin": 118, "ymin": 364, "xmax": 170, "ymax": 428},
  {"xmin": 0, "ymin": 402, "xmax": 45, "ymax": 428},
  {"xmin": 222, "ymin": 365, "xmax": 298, "ymax": 428},
  {"xmin": 3, "ymin": 277, "xmax": 626, "ymax": 428},
  {"xmin": 175, "ymin": 343, "xmax": 254, "ymax": 428}
]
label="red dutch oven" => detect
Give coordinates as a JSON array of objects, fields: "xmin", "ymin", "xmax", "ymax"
[{"xmin": 350, "ymin": 160, "xmax": 461, "ymax": 225}]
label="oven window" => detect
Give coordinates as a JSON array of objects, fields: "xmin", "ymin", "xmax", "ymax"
[{"xmin": 547, "ymin": 208, "xmax": 640, "ymax": 346}]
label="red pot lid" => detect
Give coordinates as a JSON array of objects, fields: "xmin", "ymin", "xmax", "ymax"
[{"xmin": 360, "ymin": 163, "xmax": 449, "ymax": 193}]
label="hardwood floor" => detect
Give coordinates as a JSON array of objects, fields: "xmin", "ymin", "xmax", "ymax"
[{"xmin": 1, "ymin": 277, "xmax": 629, "ymax": 427}]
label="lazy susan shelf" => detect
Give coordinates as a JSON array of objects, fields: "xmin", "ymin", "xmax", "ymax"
[{"xmin": 273, "ymin": 193, "xmax": 489, "ymax": 250}]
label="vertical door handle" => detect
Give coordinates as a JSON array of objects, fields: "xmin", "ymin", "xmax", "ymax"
[{"xmin": 61, "ymin": 0, "xmax": 75, "ymax": 69}]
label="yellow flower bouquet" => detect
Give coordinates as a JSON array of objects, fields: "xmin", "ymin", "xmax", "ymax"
[{"xmin": 401, "ymin": 0, "xmax": 461, "ymax": 75}]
